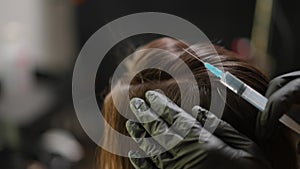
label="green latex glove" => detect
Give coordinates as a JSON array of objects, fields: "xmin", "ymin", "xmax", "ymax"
[
  {"xmin": 256, "ymin": 71, "xmax": 300, "ymax": 142},
  {"xmin": 126, "ymin": 90, "xmax": 271, "ymax": 169}
]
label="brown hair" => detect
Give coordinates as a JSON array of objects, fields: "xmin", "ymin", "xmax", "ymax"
[{"xmin": 98, "ymin": 38, "xmax": 294, "ymax": 169}]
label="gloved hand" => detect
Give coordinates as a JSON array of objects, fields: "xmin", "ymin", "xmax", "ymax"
[
  {"xmin": 256, "ymin": 71, "xmax": 300, "ymax": 141},
  {"xmin": 126, "ymin": 90, "xmax": 271, "ymax": 169}
]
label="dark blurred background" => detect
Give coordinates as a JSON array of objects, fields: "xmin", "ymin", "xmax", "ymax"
[{"xmin": 0, "ymin": 0, "xmax": 299, "ymax": 168}]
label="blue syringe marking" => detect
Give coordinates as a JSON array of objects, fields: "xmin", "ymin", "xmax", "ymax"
[
  {"xmin": 204, "ymin": 62, "xmax": 223, "ymax": 78},
  {"xmin": 182, "ymin": 47, "xmax": 268, "ymax": 111},
  {"xmin": 182, "ymin": 48, "xmax": 223, "ymax": 78}
]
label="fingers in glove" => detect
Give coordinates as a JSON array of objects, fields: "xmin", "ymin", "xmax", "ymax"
[
  {"xmin": 265, "ymin": 71, "xmax": 300, "ymax": 97},
  {"xmin": 192, "ymin": 106, "xmax": 263, "ymax": 156},
  {"xmin": 129, "ymin": 98, "xmax": 183, "ymax": 154},
  {"xmin": 126, "ymin": 120, "xmax": 173, "ymax": 167},
  {"xmin": 144, "ymin": 90, "xmax": 199, "ymax": 137},
  {"xmin": 128, "ymin": 150, "xmax": 158, "ymax": 169},
  {"xmin": 262, "ymin": 78, "xmax": 300, "ymax": 136},
  {"xmin": 267, "ymin": 78, "xmax": 300, "ymax": 114},
  {"xmin": 257, "ymin": 71, "xmax": 300, "ymax": 141},
  {"xmin": 126, "ymin": 120, "xmax": 169, "ymax": 156},
  {"xmin": 193, "ymin": 107, "xmax": 271, "ymax": 168}
]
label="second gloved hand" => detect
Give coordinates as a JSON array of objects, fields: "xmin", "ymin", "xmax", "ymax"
[
  {"xmin": 126, "ymin": 90, "xmax": 271, "ymax": 169},
  {"xmin": 256, "ymin": 71, "xmax": 300, "ymax": 142}
]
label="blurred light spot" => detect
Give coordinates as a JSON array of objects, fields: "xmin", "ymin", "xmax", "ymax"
[
  {"xmin": 27, "ymin": 161, "xmax": 47, "ymax": 169},
  {"xmin": 231, "ymin": 38, "xmax": 252, "ymax": 61},
  {"xmin": 41, "ymin": 129, "xmax": 83, "ymax": 162}
]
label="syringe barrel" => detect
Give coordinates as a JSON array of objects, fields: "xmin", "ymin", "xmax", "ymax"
[
  {"xmin": 220, "ymin": 72, "xmax": 268, "ymax": 111},
  {"xmin": 240, "ymin": 85, "xmax": 268, "ymax": 111}
]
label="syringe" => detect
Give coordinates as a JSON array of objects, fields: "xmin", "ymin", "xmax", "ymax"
[
  {"xmin": 204, "ymin": 62, "xmax": 268, "ymax": 111},
  {"xmin": 184, "ymin": 48, "xmax": 300, "ymax": 134},
  {"xmin": 205, "ymin": 62, "xmax": 300, "ymax": 134},
  {"xmin": 183, "ymin": 48, "xmax": 268, "ymax": 111}
]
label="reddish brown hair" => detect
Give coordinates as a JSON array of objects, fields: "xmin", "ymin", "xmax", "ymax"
[{"xmin": 99, "ymin": 38, "xmax": 295, "ymax": 169}]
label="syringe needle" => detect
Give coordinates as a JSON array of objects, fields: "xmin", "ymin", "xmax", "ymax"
[
  {"xmin": 182, "ymin": 48, "xmax": 222, "ymax": 78},
  {"xmin": 182, "ymin": 48, "xmax": 205, "ymax": 64}
]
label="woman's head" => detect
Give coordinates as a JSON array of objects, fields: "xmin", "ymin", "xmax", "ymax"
[{"xmin": 99, "ymin": 37, "xmax": 269, "ymax": 169}]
